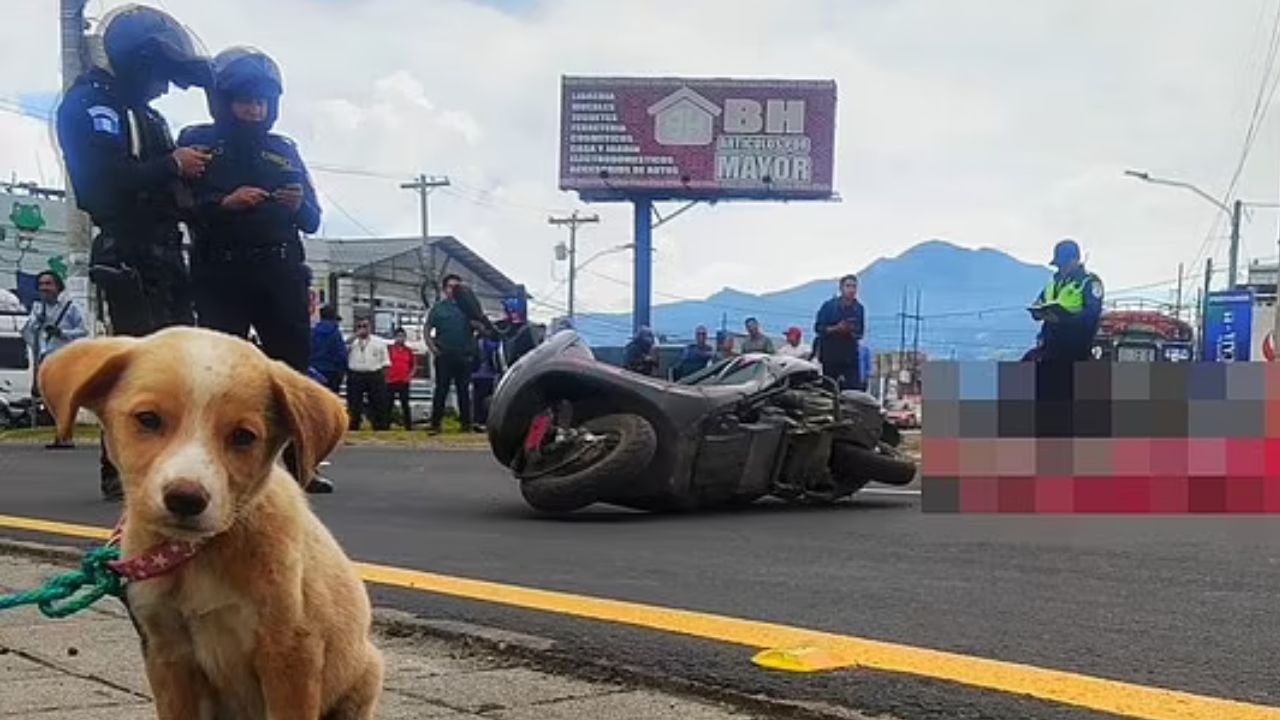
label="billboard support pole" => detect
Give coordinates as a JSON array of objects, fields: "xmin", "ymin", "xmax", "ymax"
[{"xmin": 633, "ymin": 198, "xmax": 653, "ymax": 334}]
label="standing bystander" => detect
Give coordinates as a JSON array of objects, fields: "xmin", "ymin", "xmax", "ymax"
[
  {"xmin": 386, "ymin": 327, "xmax": 418, "ymax": 430},
  {"xmin": 740, "ymin": 317, "xmax": 776, "ymax": 354},
  {"xmin": 623, "ymin": 327, "xmax": 660, "ymax": 376},
  {"xmin": 673, "ymin": 325, "xmax": 715, "ymax": 379},
  {"xmin": 858, "ymin": 343, "xmax": 873, "ymax": 392},
  {"xmin": 22, "ymin": 271, "xmax": 88, "ymax": 448},
  {"xmin": 346, "ymin": 318, "xmax": 391, "ymax": 431},
  {"xmin": 426, "ymin": 274, "xmax": 477, "ymax": 434},
  {"xmin": 813, "ymin": 275, "xmax": 866, "ymax": 390},
  {"xmin": 309, "ymin": 304, "xmax": 347, "ymax": 393},
  {"xmin": 777, "ymin": 326, "xmax": 810, "ymax": 359},
  {"xmin": 471, "ymin": 334, "xmax": 502, "ymax": 429}
]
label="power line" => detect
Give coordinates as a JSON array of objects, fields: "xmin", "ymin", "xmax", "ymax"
[
  {"xmin": 1187, "ymin": 0, "xmax": 1280, "ymax": 276},
  {"xmin": 310, "ymin": 163, "xmax": 404, "ymax": 180},
  {"xmin": 315, "ymin": 186, "xmax": 379, "ymax": 237}
]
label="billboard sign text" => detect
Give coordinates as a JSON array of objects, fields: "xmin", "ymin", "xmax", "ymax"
[
  {"xmin": 1203, "ymin": 290, "xmax": 1253, "ymax": 362},
  {"xmin": 559, "ymin": 76, "xmax": 837, "ymax": 201}
]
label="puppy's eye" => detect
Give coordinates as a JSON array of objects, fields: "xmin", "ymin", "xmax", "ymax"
[
  {"xmin": 230, "ymin": 428, "xmax": 258, "ymax": 448},
  {"xmin": 135, "ymin": 411, "xmax": 162, "ymax": 432}
]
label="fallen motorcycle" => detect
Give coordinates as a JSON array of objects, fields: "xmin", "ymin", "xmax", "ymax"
[{"xmin": 485, "ymin": 329, "xmax": 917, "ymax": 514}]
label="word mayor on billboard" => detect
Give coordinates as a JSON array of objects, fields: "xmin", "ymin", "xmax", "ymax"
[{"xmin": 559, "ymin": 76, "xmax": 838, "ymax": 202}]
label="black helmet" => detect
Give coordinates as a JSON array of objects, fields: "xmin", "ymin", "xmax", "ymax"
[
  {"xmin": 101, "ymin": 5, "xmax": 212, "ymax": 98},
  {"xmin": 209, "ymin": 46, "xmax": 283, "ymax": 133}
]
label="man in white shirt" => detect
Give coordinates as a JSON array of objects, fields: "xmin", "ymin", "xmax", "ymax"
[
  {"xmin": 346, "ymin": 318, "xmax": 392, "ymax": 431},
  {"xmin": 777, "ymin": 326, "xmax": 812, "ymax": 360}
]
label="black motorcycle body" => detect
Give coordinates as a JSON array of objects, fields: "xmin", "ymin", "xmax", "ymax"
[{"xmin": 486, "ymin": 329, "xmax": 917, "ymax": 514}]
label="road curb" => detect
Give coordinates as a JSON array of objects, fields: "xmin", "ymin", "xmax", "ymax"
[{"xmin": 0, "ymin": 537, "xmax": 878, "ymax": 720}]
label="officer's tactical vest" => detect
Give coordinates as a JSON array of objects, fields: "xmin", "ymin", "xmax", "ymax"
[{"xmin": 1043, "ymin": 274, "xmax": 1094, "ymax": 313}]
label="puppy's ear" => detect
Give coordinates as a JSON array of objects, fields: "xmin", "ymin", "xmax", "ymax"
[
  {"xmin": 269, "ymin": 361, "xmax": 348, "ymax": 485},
  {"xmin": 37, "ymin": 337, "xmax": 139, "ymax": 440}
]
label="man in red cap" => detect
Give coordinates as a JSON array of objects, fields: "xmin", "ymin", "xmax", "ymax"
[{"xmin": 778, "ymin": 326, "xmax": 811, "ymax": 359}]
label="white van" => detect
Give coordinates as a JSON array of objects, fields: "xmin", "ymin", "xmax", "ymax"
[{"xmin": 0, "ymin": 308, "xmax": 33, "ymax": 401}]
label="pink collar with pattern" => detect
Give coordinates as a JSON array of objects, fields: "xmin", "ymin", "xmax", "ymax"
[{"xmin": 105, "ymin": 521, "xmax": 203, "ymax": 582}]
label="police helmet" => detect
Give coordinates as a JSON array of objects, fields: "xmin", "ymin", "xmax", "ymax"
[
  {"xmin": 209, "ymin": 46, "xmax": 284, "ymax": 131},
  {"xmin": 101, "ymin": 5, "xmax": 212, "ymax": 93}
]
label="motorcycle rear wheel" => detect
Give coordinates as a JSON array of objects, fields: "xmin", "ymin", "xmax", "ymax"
[
  {"xmin": 520, "ymin": 413, "xmax": 657, "ymax": 514},
  {"xmin": 830, "ymin": 441, "xmax": 918, "ymax": 489}
]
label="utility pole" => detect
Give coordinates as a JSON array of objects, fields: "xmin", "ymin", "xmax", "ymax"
[
  {"xmin": 1175, "ymin": 262, "xmax": 1184, "ymax": 321},
  {"xmin": 911, "ymin": 288, "xmax": 922, "ymax": 379},
  {"xmin": 1229, "ymin": 199, "xmax": 1243, "ymax": 290},
  {"xmin": 60, "ymin": 0, "xmax": 93, "ymax": 330},
  {"xmin": 898, "ymin": 288, "xmax": 907, "ymax": 371},
  {"xmin": 1201, "ymin": 258, "xmax": 1213, "ymax": 360},
  {"xmin": 547, "ymin": 210, "xmax": 599, "ymax": 323},
  {"xmin": 400, "ymin": 173, "xmax": 450, "ymax": 302},
  {"xmin": 1273, "ymin": 231, "xmax": 1280, "ymax": 361}
]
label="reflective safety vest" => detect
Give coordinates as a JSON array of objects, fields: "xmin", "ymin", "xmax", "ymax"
[{"xmin": 1043, "ymin": 273, "xmax": 1096, "ymax": 314}]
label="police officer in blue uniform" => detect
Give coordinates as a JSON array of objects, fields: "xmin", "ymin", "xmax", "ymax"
[
  {"xmin": 177, "ymin": 47, "xmax": 333, "ymax": 494},
  {"xmin": 55, "ymin": 5, "xmax": 212, "ymax": 501},
  {"xmin": 1032, "ymin": 239, "xmax": 1104, "ymax": 363}
]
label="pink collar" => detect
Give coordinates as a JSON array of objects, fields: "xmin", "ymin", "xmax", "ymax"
[{"xmin": 105, "ymin": 521, "xmax": 203, "ymax": 582}]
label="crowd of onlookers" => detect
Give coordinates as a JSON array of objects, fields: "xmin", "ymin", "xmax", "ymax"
[
  {"xmin": 9, "ymin": 269, "xmax": 873, "ymax": 440},
  {"xmin": 306, "ymin": 273, "xmax": 535, "ymax": 435},
  {"xmin": 622, "ymin": 274, "xmax": 872, "ymax": 392}
]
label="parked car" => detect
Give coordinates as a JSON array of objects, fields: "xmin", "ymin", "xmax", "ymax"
[{"xmin": 884, "ymin": 400, "xmax": 920, "ymax": 429}]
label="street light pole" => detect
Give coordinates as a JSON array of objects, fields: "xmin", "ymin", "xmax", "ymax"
[
  {"xmin": 1125, "ymin": 169, "xmax": 1280, "ymax": 360},
  {"xmin": 1124, "ymin": 170, "xmax": 1244, "ymax": 289}
]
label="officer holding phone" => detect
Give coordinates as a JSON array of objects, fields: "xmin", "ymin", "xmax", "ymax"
[
  {"xmin": 178, "ymin": 46, "xmax": 333, "ymax": 493},
  {"xmin": 55, "ymin": 5, "xmax": 213, "ymax": 500}
]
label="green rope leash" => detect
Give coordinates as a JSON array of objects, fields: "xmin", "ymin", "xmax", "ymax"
[{"xmin": 0, "ymin": 546, "xmax": 125, "ymax": 619}]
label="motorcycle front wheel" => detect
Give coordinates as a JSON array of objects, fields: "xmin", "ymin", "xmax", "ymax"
[{"xmin": 519, "ymin": 413, "xmax": 657, "ymax": 513}]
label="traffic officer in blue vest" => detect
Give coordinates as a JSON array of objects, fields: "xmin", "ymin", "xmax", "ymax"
[
  {"xmin": 1031, "ymin": 239, "xmax": 1104, "ymax": 362},
  {"xmin": 177, "ymin": 46, "xmax": 333, "ymax": 494},
  {"xmin": 55, "ymin": 4, "xmax": 213, "ymax": 501}
]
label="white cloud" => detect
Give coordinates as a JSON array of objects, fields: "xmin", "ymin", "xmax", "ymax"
[{"xmin": 2, "ymin": 0, "xmax": 1279, "ymax": 319}]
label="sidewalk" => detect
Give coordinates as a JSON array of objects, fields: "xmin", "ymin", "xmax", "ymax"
[{"xmin": 0, "ymin": 552, "xmax": 762, "ymax": 719}]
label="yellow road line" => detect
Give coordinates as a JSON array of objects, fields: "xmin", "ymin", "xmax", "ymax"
[
  {"xmin": 0, "ymin": 514, "xmax": 112, "ymax": 541},
  {"xmin": 1, "ymin": 514, "xmax": 1276, "ymax": 720}
]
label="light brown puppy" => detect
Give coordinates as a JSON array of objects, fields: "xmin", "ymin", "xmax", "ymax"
[{"xmin": 40, "ymin": 327, "xmax": 383, "ymax": 720}]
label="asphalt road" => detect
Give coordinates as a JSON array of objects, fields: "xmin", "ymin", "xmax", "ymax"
[{"xmin": 0, "ymin": 443, "xmax": 1277, "ymax": 720}]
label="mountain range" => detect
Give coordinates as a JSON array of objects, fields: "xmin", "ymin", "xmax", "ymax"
[{"xmin": 570, "ymin": 240, "xmax": 1051, "ymax": 360}]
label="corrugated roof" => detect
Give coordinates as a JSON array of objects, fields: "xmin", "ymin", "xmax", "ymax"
[{"xmin": 317, "ymin": 235, "xmax": 522, "ymax": 298}]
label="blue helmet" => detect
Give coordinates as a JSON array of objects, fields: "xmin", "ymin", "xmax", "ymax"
[
  {"xmin": 101, "ymin": 5, "xmax": 211, "ymax": 99},
  {"xmin": 209, "ymin": 46, "xmax": 283, "ymax": 133},
  {"xmin": 501, "ymin": 296, "xmax": 526, "ymax": 322}
]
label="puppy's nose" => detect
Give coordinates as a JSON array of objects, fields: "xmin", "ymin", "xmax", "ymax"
[{"xmin": 163, "ymin": 481, "xmax": 210, "ymax": 518}]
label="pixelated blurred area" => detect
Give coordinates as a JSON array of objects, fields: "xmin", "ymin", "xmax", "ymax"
[{"xmin": 920, "ymin": 361, "xmax": 1280, "ymax": 513}]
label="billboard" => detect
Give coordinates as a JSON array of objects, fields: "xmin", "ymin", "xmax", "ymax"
[
  {"xmin": 559, "ymin": 76, "xmax": 837, "ymax": 201},
  {"xmin": 1203, "ymin": 290, "xmax": 1253, "ymax": 362}
]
